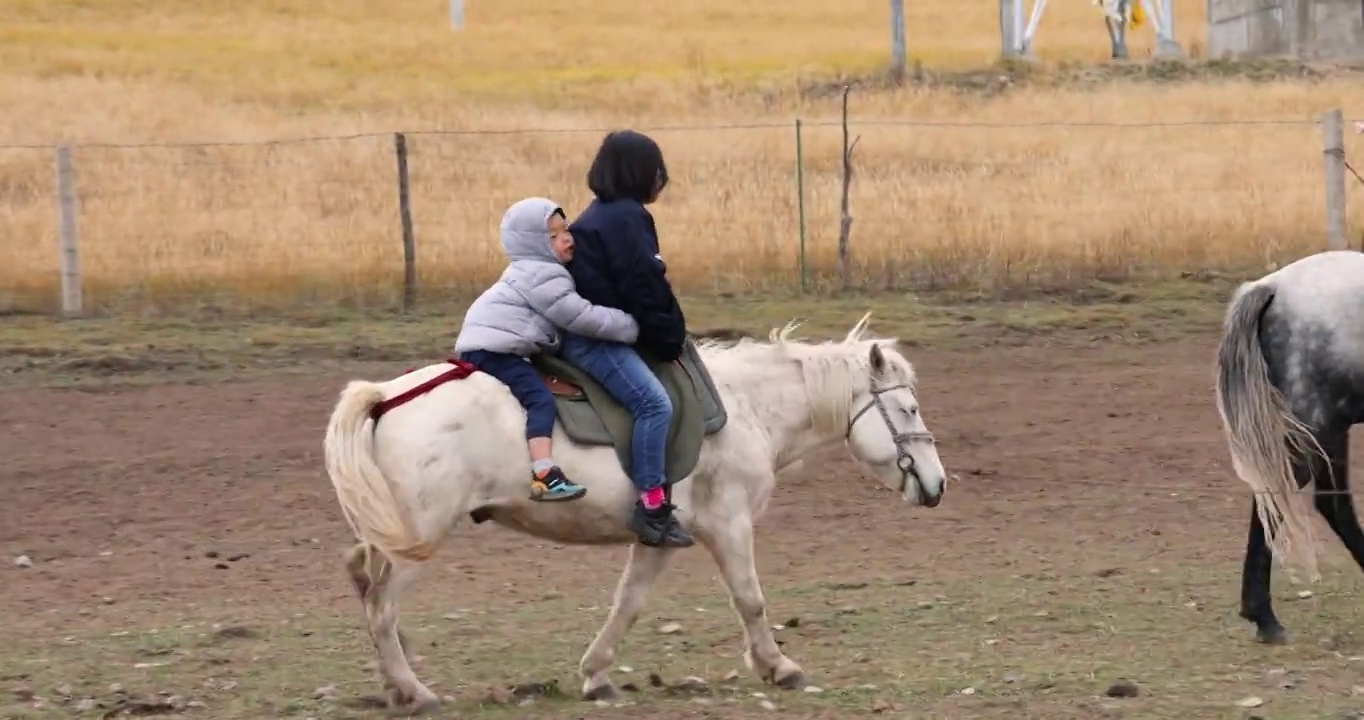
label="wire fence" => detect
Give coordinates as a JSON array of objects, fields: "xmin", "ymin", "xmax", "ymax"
[{"xmin": 1, "ymin": 113, "xmax": 1360, "ymax": 316}]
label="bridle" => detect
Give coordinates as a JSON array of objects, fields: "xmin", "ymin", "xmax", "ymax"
[{"xmin": 846, "ymin": 377, "xmax": 936, "ymax": 495}]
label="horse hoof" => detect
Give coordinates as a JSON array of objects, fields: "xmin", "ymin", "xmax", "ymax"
[
  {"xmin": 1256, "ymin": 626, "xmax": 1289, "ymax": 645},
  {"xmin": 775, "ymin": 670, "xmax": 811, "ymax": 690},
  {"xmin": 582, "ymin": 682, "xmax": 620, "ymax": 702},
  {"xmin": 387, "ymin": 687, "xmax": 441, "ymax": 716}
]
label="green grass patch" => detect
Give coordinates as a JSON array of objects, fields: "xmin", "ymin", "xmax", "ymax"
[
  {"xmin": 0, "ymin": 279, "xmax": 1236, "ymax": 389},
  {"xmin": 6, "ymin": 559, "xmax": 1364, "ymax": 719}
]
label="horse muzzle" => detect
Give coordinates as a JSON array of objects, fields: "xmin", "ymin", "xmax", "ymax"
[
  {"xmin": 918, "ymin": 480, "xmax": 943, "ymax": 508},
  {"xmin": 899, "ymin": 463, "xmax": 942, "ymax": 508}
]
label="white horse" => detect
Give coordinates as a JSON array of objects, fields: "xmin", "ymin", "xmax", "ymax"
[{"xmin": 323, "ymin": 314, "xmax": 949, "ymax": 714}]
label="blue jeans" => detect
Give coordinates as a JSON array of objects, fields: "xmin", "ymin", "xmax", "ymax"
[
  {"xmin": 461, "ymin": 350, "xmax": 557, "ymax": 440},
  {"xmin": 560, "ymin": 333, "xmax": 672, "ymax": 492}
]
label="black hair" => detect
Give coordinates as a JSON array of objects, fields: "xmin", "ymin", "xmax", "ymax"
[
  {"xmin": 585, "ymin": 130, "xmax": 669, "ymax": 203},
  {"xmin": 551, "ymin": 206, "xmax": 566, "ymax": 220}
]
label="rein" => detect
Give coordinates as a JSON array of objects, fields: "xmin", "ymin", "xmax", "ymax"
[{"xmin": 846, "ymin": 379, "xmax": 936, "ymax": 494}]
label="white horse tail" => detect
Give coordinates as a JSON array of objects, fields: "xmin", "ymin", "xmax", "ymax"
[
  {"xmin": 1214, "ymin": 281, "xmax": 1322, "ymax": 581},
  {"xmin": 324, "ymin": 380, "xmax": 436, "ymax": 563}
]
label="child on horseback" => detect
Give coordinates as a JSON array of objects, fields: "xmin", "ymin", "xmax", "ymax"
[
  {"xmin": 560, "ymin": 130, "xmax": 695, "ymax": 548},
  {"xmin": 454, "ymin": 197, "xmax": 641, "ymax": 503}
]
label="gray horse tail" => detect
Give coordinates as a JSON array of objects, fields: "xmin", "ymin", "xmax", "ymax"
[{"xmin": 1214, "ymin": 281, "xmax": 1324, "ymax": 582}]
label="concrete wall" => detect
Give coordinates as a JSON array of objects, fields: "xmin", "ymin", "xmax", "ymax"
[{"xmin": 1207, "ymin": 0, "xmax": 1364, "ymax": 59}]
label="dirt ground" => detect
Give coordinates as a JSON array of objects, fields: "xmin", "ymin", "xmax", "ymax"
[{"xmin": 6, "ymin": 297, "xmax": 1364, "ymax": 719}]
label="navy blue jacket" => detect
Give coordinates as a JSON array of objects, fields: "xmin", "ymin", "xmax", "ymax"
[{"xmin": 567, "ymin": 199, "xmax": 687, "ymax": 362}]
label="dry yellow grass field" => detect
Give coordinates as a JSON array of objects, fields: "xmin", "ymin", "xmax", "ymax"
[{"xmin": 1, "ymin": 0, "xmax": 1361, "ymax": 312}]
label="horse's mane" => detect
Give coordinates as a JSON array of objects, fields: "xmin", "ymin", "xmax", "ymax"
[
  {"xmin": 690, "ymin": 327, "xmax": 750, "ymax": 345},
  {"xmin": 695, "ymin": 314, "xmax": 915, "ymax": 436}
]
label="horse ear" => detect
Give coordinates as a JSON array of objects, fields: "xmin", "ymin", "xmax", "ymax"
[
  {"xmin": 845, "ymin": 312, "xmax": 873, "ymax": 343},
  {"xmin": 869, "ymin": 342, "xmax": 887, "ymax": 374}
]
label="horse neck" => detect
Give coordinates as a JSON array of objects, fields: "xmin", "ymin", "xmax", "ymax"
[{"xmin": 705, "ymin": 342, "xmax": 855, "ymax": 469}]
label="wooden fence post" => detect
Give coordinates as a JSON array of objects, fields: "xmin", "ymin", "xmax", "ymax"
[
  {"xmin": 55, "ymin": 144, "xmax": 82, "ymax": 317},
  {"xmin": 1323, "ymin": 108, "xmax": 1347, "ymax": 251},
  {"xmin": 395, "ymin": 132, "xmax": 417, "ymax": 311},
  {"xmin": 837, "ymin": 86, "xmax": 861, "ymax": 291},
  {"xmin": 794, "ymin": 118, "xmax": 808, "ymax": 293}
]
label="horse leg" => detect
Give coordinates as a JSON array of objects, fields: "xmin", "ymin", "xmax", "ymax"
[
  {"xmin": 1239, "ymin": 426, "xmax": 1339, "ymax": 645},
  {"xmin": 344, "ymin": 543, "xmax": 439, "ymax": 714},
  {"xmin": 1312, "ymin": 431, "xmax": 1364, "ymax": 569},
  {"xmin": 578, "ymin": 544, "xmax": 676, "ymax": 701},
  {"xmin": 345, "ymin": 544, "xmax": 423, "ymax": 666},
  {"xmin": 696, "ymin": 514, "xmax": 808, "ymax": 690},
  {"xmin": 1239, "ymin": 500, "xmax": 1286, "ymax": 644}
]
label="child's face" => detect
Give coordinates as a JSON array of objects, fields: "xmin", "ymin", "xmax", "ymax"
[{"xmin": 548, "ymin": 213, "xmax": 574, "ymax": 263}]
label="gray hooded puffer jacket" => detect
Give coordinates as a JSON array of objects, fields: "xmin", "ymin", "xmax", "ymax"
[{"xmin": 454, "ymin": 197, "xmax": 639, "ymax": 357}]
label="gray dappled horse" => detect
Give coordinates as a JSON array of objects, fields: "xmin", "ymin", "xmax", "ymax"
[{"xmin": 1216, "ymin": 250, "xmax": 1364, "ymax": 644}]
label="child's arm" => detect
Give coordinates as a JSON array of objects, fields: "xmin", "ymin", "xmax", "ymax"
[{"xmin": 527, "ymin": 271, "xmax": 640, "ymax": 344}]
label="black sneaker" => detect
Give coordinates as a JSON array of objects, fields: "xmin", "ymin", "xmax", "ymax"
[{"xmin": 628, "ymin": 501, "xmax": 695, "ymax": 548}]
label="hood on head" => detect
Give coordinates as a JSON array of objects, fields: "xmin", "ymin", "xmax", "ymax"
[{"xmin": 500, "ymin": 197, "xmax": 561, "ymax": 262}]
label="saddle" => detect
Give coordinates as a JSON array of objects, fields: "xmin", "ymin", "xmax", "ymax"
[{"xmin": 529, "ymin": 339, "xmax": 727, "ymax": 484}]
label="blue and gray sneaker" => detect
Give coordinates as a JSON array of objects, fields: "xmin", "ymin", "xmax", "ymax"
[{"xmin": 529, "ymin": 466, "xmax": 587, "ymax": 502}]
